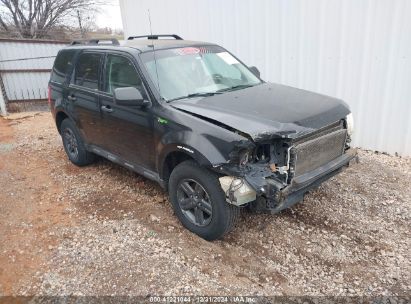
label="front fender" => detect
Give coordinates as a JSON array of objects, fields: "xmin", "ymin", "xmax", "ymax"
[
  {"xmin": 157, "ymin": 130, "xmax": 226, "ymax": 169},
  {"xmin": 154, "ymin": 104, "xmax": 255, "ymax": 179},
  {"xmin": 157, "ymin": 129, "xmax": 253, "ymax": 178}
]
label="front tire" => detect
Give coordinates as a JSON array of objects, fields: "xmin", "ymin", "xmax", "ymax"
[
  {"xmin": 169, "ymin": 161, "xmax": 240, "ymax": 241},
  {"xmin": 61, "ymin": 118, "xmax": 95, "ymax": 166}
]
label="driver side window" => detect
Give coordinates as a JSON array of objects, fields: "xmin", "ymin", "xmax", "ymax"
[{"xmin": 104, "ymin": 54, "xmax": 147, "ymax": 99}]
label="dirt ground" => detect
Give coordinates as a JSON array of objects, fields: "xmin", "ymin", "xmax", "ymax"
[{"xmin": 0, "ymin": 112, "xmax": 410, "ymax": 297}]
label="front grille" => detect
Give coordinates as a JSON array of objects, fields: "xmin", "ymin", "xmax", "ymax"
[{"xmin": 292, "ymin": 127, "xmax": 347, "ymax": 176}]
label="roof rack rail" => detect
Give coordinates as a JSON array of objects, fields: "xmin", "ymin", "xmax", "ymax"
[
  {"xmin": 127, "ymin": 34, "xmax": 183, "ymax": 41},
  {"xmin": 70, "ymin": 38, "xmax": 120, "ymax": 46}
]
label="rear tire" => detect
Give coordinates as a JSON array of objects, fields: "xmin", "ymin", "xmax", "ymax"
[
  {"xmin": 169, "ymin": 160, "xmax": 240, "ymax": 241},
  {"xmin": 61, "ymin": 118, "xmax": 95, "ymax": 166}
]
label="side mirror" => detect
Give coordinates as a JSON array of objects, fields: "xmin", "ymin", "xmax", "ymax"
[
  {"xmin": 249, "ymin": 66, "xmax": 260, "ymax": 78},
  {"xmin": 114, "ymin": 87, "xmax": 148, "ymax": 106}
]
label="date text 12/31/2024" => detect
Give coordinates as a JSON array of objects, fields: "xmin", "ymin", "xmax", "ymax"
[{"xmin": 149, "ymin": 296, "xmax": 257, "ymax": 303}]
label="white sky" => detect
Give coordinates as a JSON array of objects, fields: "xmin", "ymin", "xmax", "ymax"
[{"xmin": 96, "ymin": 1, "xmax": 123, "ymax": 30}]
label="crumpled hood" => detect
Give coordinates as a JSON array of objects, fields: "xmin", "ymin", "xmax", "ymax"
[{"xmin": 171, "ymin": 82, "xmax": 350, "ymax": 141}]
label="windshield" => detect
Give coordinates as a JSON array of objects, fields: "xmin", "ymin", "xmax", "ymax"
[{"xmin": 140, "ymin": 45, "xmax": 262, "ymax": 101}]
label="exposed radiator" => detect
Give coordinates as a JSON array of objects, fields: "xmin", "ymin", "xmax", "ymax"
[{"xmin": 292, "ymin": 127, "xmax": 347, "ymax": 176}]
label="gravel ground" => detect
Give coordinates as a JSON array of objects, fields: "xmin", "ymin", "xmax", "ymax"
[{"xmin": 0, "ymin": 112, "xmax": 410, "ymax": 298}]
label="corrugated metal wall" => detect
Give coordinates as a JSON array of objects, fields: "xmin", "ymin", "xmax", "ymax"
[
  {"xmin": 120, "ymin": 0, "xmax": 411, "ymax": 156},
  {"xmin": 0, "ymin": 39, "xmax": 68, "ymax": 106}
]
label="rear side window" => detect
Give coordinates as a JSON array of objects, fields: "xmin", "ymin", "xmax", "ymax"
[
  {"xmin": 74, "ymin": 53, "xmax": 102, "ymax": 90},
  {"xmin": 51, "ymin": 50, "xmax": 75, "ymax": 84}
]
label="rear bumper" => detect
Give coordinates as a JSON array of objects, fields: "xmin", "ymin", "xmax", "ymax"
[{"xmin": 252, "ymin": 148, "xmax": 358, "ymax": 213}]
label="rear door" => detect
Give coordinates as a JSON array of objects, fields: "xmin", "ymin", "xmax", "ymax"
[
  {"xmin": 67, "ymin": 51, "xmax": 104, "ymax": 145},
  {"xmin": 96, "ymin": 52, "xmax": 156, "ymax": 171},
  {"xmin": 49, "ymin": 49, "xmax": 76, "ymax": 113}
]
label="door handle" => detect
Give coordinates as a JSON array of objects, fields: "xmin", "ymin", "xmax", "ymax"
[
  {"xmin": 101, "ymin": 105, "xmax": 113, "ymax": 113},
  {"xmin": 67, "ymin": 95, "xmax": 76, "ymax": 101}
]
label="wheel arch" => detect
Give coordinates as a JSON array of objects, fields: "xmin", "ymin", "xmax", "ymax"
[
  {"xmin": 55, "ymin": 110, "xmax": 70, "ymax": 134},
  {"xmin": 159, "ymin": 145, "xmax": 215, "ymax": 187}
]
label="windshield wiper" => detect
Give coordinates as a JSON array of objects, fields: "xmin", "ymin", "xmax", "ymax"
[
  {"xmin": 167, "ymin": 92, "xmax": 222, "ymax": 102},
  {"xmin": 217, "ymin": 84, "xmax": 256, "ymax": 93},
  {"xmin": 166, "ymin": 84, "xmax": 256, "ymax": 102}
]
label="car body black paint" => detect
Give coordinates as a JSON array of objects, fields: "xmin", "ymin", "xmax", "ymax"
[
  {"xmin": 171, "ymin": 82, "xmax": 351, "ymax": 141},
  {"xmin": 49, "ymin": 39, "xmax": 357, "ymax": 213}
]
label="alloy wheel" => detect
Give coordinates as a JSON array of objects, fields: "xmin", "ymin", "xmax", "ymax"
[
  {"xmin": 63, "ymin": 128, "xmax": 79, "ymax": 159},
  {"xmin": 176, "ymin": 179, "xmax": 213, "ymax": 227}
]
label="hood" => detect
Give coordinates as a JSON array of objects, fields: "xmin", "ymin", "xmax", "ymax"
[{"xmin": 171, "ymin": 82, "xmax": 350, "ymax": 141}]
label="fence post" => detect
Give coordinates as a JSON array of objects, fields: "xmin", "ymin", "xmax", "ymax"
[{"xmin": 0, "ymin": 73, "xmax": 7, "ymax": 116}]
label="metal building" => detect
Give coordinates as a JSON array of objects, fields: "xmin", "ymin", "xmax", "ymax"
[
  {"xmin": 120, "ymin": 0, "xmax": 411, "ymax": 156},
  {"xmin": 0, "ymin": 38, "xmax": 68, "ymax": 114}
]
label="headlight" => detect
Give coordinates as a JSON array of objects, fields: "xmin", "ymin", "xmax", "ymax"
[{"xmin": 346, "ymin": 113, "xmax": 354, "ymax": 136}]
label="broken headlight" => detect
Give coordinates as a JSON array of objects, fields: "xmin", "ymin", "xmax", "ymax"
[{"xmin": 346, "ymin": 113, "xmax": 354, "ymax": 136}]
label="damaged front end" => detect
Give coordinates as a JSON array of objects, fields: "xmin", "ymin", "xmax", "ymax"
[{"xmin": 214, "ymin": 120, "xmax": 358, "ymax": 213}]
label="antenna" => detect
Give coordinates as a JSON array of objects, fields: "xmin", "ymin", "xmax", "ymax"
[{"xmin": 148, "ymin": 9, "xmax": 162, "ymax": 99}]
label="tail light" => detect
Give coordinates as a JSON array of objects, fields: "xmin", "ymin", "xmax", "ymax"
[{"xmin": 48, "ymin": 85, "xmax": 51, "ymax": 104}]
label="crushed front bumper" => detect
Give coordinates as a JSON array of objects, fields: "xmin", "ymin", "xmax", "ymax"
[
  {"xmin": 249, "ymin": 148, "xmax": 359, "ymax": 213},
  {"xmin": 222, "ymin": 149, "xmax": 358, "ymax": 213}
]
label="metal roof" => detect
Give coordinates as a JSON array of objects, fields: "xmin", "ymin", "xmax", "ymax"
[
  {"xmin": 63, "ymin": 38, "xmax": 214, "ymax": 53},
  {"xmin": 123, "ymin": 38, "xmax": 214, "ymax": 52}
]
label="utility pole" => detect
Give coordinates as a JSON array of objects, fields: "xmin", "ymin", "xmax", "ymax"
[
  {"xmin": 77, "ymin": 10, "xmax": 85, "ymax": 38},
  {"xmin": 0, "ymin": 73, "xmax": 7, "ymax": 116}
]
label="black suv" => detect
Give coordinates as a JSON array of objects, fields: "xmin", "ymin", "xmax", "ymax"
[{"xmin": 49, "ymin": 35, "xmax": 357, "ymax": 240}]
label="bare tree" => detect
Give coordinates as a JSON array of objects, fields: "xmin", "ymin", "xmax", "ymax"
[
  {"xmin": 76, "ymin": 9, "xmax": 96, "ymax": 38},
  {"xmin": 0, "ymin": 0, "xmax": 101, "ymax": 38}
]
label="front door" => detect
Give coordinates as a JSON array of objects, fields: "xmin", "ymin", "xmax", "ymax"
[{"xmin": 97, "ymin": 52, "xmax": 156, "ymax": 171}]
